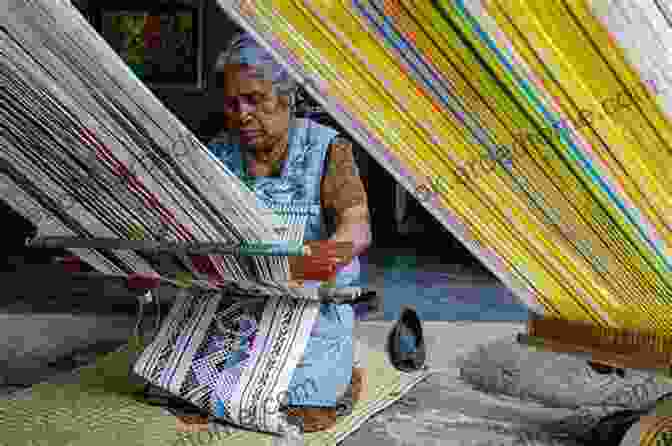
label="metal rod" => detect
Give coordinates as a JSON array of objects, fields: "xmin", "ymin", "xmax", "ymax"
[
  {"xmin": 53, "ymin": 270, "xmax": 366, "ymax": 302},
  {"xmin": 26, "ymin": 236, "xmax": 310, "ymax": 257}
]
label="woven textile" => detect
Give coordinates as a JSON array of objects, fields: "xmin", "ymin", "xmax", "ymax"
[{"xmin": 133, "ymin": 289, "xmax": 318, "ymax": 434}]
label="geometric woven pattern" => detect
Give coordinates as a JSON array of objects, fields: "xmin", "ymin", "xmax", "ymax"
[{"xmin": 132, "ymin": 289, "xmax": 320, "ymax": 434}]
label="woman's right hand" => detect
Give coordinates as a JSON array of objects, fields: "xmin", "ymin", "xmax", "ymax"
[{"xmin": 288, "ymin": 240, "xmax": 353, "ymax": 282}]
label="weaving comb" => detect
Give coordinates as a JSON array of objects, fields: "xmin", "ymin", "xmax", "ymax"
[{"xmin": 517, "ymin": 312, "xmax": 672, "ymax": 376}]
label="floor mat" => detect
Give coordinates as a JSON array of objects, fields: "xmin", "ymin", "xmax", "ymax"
[{"xmin": 0, "ymin": 337, "xmax": 430, "ymax": 446}]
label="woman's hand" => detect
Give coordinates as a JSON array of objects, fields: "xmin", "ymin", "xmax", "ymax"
[{"xmin": 288, "ymin": 240, "xmax": 354, "ymax": 282}]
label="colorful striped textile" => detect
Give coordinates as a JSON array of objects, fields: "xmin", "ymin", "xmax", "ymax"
[{"xmin": 217, "ymin": 0, "xmax": 672, "ymax": 333}]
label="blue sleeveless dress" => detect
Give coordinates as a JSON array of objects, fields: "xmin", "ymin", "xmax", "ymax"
[{"xmin": 207, "ymin": 118, "xmax": 360, "ymax": 407}]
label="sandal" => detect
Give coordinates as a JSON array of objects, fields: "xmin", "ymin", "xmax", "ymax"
[{"xmin": 386, "ymin": 306, "xmax": 426, "ymax": 373}]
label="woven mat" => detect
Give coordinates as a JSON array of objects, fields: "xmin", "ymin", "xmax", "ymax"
[{"xmin": 0, "ymin": 337, "xmax": 430, "ymax": 446}]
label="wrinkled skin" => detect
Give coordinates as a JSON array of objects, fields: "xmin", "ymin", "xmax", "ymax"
[{"xmin": 221, "ymin": 64, "xmax": 291, "ymax": 169}]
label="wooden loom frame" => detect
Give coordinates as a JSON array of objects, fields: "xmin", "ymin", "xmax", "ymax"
[{"xmin": 518, "ymin": 312, "xmax": 672, "ymax": 376}]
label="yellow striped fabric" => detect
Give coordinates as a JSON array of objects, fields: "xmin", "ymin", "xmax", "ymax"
[{"xmin": 217, "ymin": 0, "xmax": 672, "ymax": 333}]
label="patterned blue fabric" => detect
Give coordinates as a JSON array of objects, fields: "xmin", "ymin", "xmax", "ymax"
[{"xmin": 207, "ymin": 118, "xmax": 359, "ymax": 407}]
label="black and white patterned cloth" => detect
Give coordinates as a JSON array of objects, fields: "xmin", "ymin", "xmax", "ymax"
[{"xmin": 133, "ymin": 288, "xmax": 320, "ymax": 434}]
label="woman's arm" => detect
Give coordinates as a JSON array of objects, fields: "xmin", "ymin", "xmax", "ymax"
[
  {"xmin": 321, "ymin": 137, "xmax": 372, "ymax": 266},
  {"xmin": 288, "ymin": 136, "xmax": 371, "ymax": 280},
  {"xmin": 330, "ymin": 203, "xmax": 371, "ymax": 259}
]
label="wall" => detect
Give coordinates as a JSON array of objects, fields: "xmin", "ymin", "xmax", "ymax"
[
  {"xmin": 152, "ymin": 0, "xmax": 239, "ymax": 139},
  {"xmin": 71, "ymin": 0, "xmax": 238, "ymax": 140}
]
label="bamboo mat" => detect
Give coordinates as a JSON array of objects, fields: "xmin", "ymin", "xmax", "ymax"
[{"xmin": 216, "ymin": 0, "xmax": 672, "ymax": 333}]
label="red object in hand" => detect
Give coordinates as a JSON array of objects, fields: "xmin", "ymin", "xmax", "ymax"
[
  {"xmin": 127, "ymin": 272, "xmax": 162, "ymax": 291},
  {"xmin": 289, "ymin": 240, "xmax": 353, "ymax": 281},
  {"xmin": 292, "ymin": 260, "xmax": 337, "ymax": 281}
]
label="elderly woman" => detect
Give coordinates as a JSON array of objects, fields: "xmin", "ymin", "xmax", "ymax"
[{"xmin": 206, "ymin": 32, "xmax": 371, "ymax": 432}]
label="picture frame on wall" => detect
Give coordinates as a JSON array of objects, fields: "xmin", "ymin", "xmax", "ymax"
[{"xmin": 93, "ymin": 0, "xmax": 206, "ymax": 91}]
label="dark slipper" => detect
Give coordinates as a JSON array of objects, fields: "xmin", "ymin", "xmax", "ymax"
[{"xmin": 385, "ymin": 306, "xmax": 426, "ymax": 373}]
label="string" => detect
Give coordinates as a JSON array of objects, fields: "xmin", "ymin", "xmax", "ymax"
[
  {"xmin": 0, "ymin": 0, "xmax": 327, "ymax": 303},
  {"xmin": 218, "ymin": 0, "xmax": 672, "ymax": 333}
]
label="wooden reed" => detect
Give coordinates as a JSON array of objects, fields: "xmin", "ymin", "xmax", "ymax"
[{"xmin": 523, "ymin": 316, "xmax": 672, "ymax": 371}]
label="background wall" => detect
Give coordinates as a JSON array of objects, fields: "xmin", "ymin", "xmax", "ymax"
[{"xmin": 70, "ymin": 0, "xmax": 238, "ymax": 140}]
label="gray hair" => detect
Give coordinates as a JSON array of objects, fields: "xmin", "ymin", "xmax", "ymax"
[{"xmin": 214, "ymin": 32, "xmax": 298, "ymax": 104}]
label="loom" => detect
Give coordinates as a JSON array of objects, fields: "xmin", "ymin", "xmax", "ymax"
[
  {"xmin": 2, "ymin": 0, "xmax": 672, "ymax": 443},
  {"xmin": 211, "ymin": 0, "xmax": 672, "ymax": 374}
]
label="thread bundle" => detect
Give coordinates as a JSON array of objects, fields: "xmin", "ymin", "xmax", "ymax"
[{"xmin": 218, "ymin": 0, "xmax": 672, "ymax": 335}]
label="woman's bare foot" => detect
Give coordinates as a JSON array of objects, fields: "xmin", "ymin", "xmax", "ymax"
[
  {"xmin": 351, "ymin": 367, "xmax": 366, "ymax": 404},
  {"xmin": 175, "ymin": 414, "xmax": 210, "ymax": 433},
  {"xmin": 284, "ymin": 406, "xmax": 337, "ymax": 432}
]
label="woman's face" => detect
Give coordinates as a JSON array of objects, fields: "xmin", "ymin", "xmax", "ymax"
[{"xmin": 221, "ymin": 64, "xmax": 290, "ymax": 153}]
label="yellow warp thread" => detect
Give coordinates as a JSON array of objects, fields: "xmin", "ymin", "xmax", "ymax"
[{"xmin": 228, "ymin": 0, "xmax": 672, "ymax": 333}]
